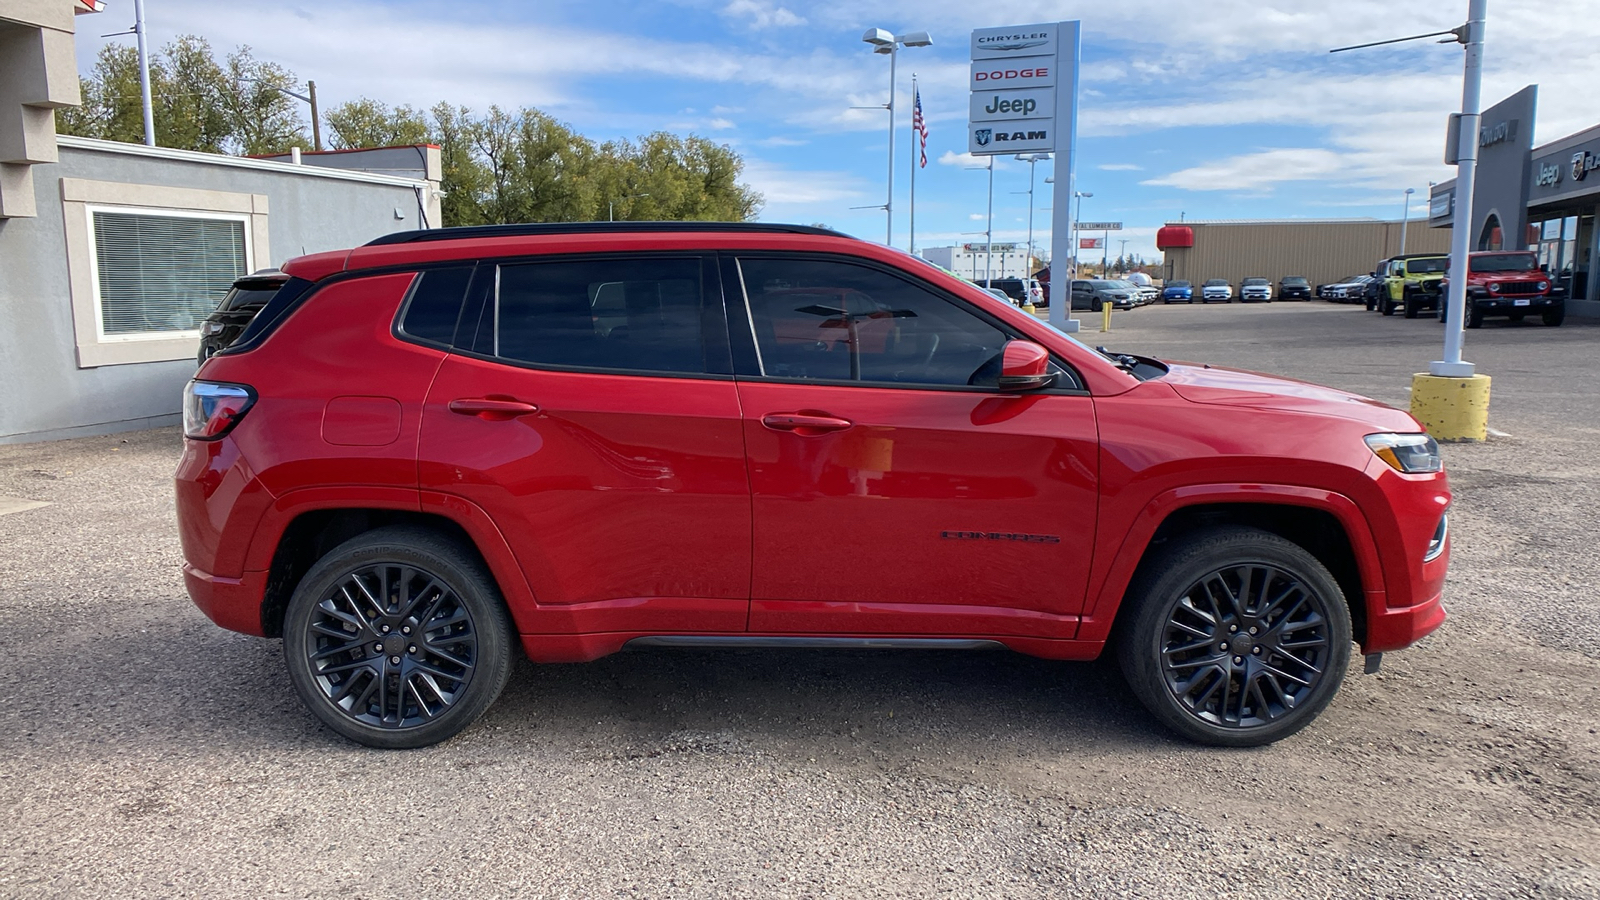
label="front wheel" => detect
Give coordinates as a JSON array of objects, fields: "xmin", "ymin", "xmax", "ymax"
[
  {"xmin": 1117, "ymin": 528, "xmax": 1352, "ymax": 747},
  {"xmin": 1544, "ymin": 308, "xmax": 1565, "ymax": 327},
  {"xmin": 283, "ymin": 526, "xmax": 514, "ymax": 749}
]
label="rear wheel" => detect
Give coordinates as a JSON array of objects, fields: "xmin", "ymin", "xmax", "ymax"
[
  {"xmin": 1117, "ymin": 527, "xmax": 1351, "ymax": 747},
  {"xmin": 1544, "ymin": 307, "xmax": 1565, "ymax": 327},
  {"xmin": 283, "ymin": 526, "xmax": 514, "ymax": 749},
  {"xmin": 1380, "ymin": 298, "xmax": 1395, "ymax": 316}
]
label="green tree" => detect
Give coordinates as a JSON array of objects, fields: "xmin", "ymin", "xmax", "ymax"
[
  {"xmin": 325, "ymin": 98, "xmax": 431, "ymax": 149},
  {"xmin": 156, "ymin": 36, "xmax": 230, "ymax": 152},
  {"xmin": 220, "ymin": 46, "xmax": 307, "ymax": 155}
]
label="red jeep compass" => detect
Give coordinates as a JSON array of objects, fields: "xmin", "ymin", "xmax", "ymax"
[{"xmin": 176, "ymin": 223, "xmax": 1449, "ymax": 749}]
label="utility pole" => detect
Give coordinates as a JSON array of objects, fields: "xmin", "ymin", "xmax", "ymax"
[
  {"xmin": 133, "ymin": 0, "xmax": 154, "ymax": 146},
  {"xmin": 307, "ymin": 81, "xmax": 322, "ymax": 152}
]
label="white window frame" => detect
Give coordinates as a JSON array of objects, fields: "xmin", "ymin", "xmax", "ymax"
[
  {"xmin": 61, "ymin": 178, "xmax": 269, "ymax": 367},
  {"xmin": 83, "ymin": 204, "xmax": 255, "ymax": 345}
]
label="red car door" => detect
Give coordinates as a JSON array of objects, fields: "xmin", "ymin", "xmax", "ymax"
[
  {"xmin": 726, "ymin": 255, "xmax": 1099, "ymax": 639},
  {"xmin": 418, "ymin": 254, "xmax": 750, "ymax": 635}
]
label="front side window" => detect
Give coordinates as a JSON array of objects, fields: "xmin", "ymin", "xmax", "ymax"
[
  {"xmin": 90, "ymin": 209, "xmax": 248, "ymax": 337},
  {"xmin": 738, "ymin": 257, "xmax": 1012, "ymax": 387},
  {"xmin": 492, "ymin": 256, "xmax": 716, "ymax": 375}
]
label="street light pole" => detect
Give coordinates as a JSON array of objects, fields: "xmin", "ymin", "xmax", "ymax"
[
  {"xmin": 1434, "ymin": 0, "xmax": 1485, "ymax": 379},
  {"xmin": 862, "ymin": 29, "xmax": 932, "ymax": 249},
  {"xmin": 1070, "ymin": 191, "xmax": 1092, "ymax": 275},
  {"xmin": 1399, "ymin": 186, "xmax": 1415, "ymax": 253},
  {"xmin": 245, "ymin": 78, "xmax": 323, "ymax": 152},
  {"xmin": 985, "ymin": 157, "xmax": 995, "ymax": 286},
  {"xmin": 133, "ymin": 0, "xmax": 154, "ymax": 146},
  {"xmin": 1016, "ymin": 154, "xmax": 1050, "ymax": 274}
]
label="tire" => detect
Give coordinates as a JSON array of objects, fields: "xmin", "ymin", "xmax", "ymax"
[
  {"xmin": 1380, "ymin": 299, "xmax": 1395, "ymax": 316},
  {"xmin": 1465, "ymin": 300, "xmax": 1483, "ymax": 329},
  {"xmin": 282, "ymin": 526, "xmax": 515, "ymax": 749},
  {"xmin": 1544, "ymin": 308, "xmax": 1565, "ymax": 327},
  {"xmin": 1116, "ymin": 527, "xmax": 1352, "ymax": 747},
  {"xmin": 1403, "ymin": 291, "xmax": 1419, "ymax": 319}
]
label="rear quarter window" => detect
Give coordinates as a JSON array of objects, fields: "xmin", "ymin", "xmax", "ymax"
[{"xmin": 397, "ymin": 266, "xmax": 475, "ymax": 347}]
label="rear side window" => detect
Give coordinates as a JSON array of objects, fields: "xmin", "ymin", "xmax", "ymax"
[
  {"xmin": 226, "ymin": 276, "xmax": 315, "ymax": 354},
  {"xmin": 398, "ymin": 266, "xmax": 474, "ymax": 346},
  {"xmin": 490, "ymin": 256, "xmax": 721, "ymax": 375}
]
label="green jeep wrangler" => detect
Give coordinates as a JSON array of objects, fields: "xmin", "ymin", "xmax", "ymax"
[{"xmin": 1378, "ymin": 253, "xmax": 1450, "ymax": 318}]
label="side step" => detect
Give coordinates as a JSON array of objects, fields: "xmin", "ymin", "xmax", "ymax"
[{"xmin": 624, "ymin": 636, "xmax": 1006, "ymax": 651}]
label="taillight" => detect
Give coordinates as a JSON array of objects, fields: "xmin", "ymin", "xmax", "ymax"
[{"xmin": 183, "ymin": 380, "xmax": 255, "ymax": 440}]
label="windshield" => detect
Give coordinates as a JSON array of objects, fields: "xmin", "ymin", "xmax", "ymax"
[
  {"xmin": 1470, "ymin": 253, "xmax": 1539, "ymax": 273},
  {"xmin": 1204, "ymin": 279, "xmax": 1227, "ymax": 286},
  {"xmin": 1242, "ymin": 278, "xmax": 1268, "ymax": 285},
  {"xmin": 1088, "ymin": 280, "xmax": 1126, "ymax": 289},
  {"xmin": 1407, "ymin": 257, "xmax": 1449, "ymax": 274},
  {"xmin": 1168, "ymin": 280, "xmax": 1190, "ymax": 288},
  {"xmin": 1282, "ymin": 277, "xmax": 1308, "ymax": 284}
]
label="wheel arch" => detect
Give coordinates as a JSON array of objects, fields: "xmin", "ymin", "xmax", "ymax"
[
  {"xmin": 1081, "ymin": 486, "xmax": 1383, "ymax": 648},
  {"xmin": 251, "ymin": 490, "xmax": 537, "ymax": 638}
]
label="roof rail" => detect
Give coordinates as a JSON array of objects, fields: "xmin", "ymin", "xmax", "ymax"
[{"xmin": 364, "ymin": 221, "xmax": 855, "ymax": 246}]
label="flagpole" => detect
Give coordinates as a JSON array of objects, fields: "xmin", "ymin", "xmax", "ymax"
[{"xmin": 909, "ymin": 75, "xmax": 918, "ymax": 256}]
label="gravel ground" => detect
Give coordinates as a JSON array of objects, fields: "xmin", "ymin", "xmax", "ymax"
[{"xmin": 1, "ymin": 301, "xmax": 1597, "ymax": 898}]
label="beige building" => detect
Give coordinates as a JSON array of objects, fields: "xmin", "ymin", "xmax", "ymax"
[{"xmin": 1159, "ymin": 218, "xmax": 1452, "ymax": 289}]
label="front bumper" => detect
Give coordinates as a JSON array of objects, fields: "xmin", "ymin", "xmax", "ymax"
[
  {"xmin": 1364, "ymin": 589, "xmax": 1446, "ymax": 653},
  {"xmin": 1472, "ymin": 294, "xmax": 1560, "ymax": 312}
]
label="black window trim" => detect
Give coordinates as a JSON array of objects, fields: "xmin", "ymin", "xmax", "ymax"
[
  {"xmin": 440, "ymin": 251, "xmax": 736, "ymax": 382},
  {"xmin": 718, "ymin": 250, "xmax": 1088, "ymax": 396}
]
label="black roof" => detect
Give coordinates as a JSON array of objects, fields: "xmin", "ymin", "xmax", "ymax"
[{"xmin": 365, "ymin": 221, "xmax": 854, "ymax": 247}]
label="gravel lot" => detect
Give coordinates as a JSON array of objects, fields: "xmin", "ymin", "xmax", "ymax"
[{"xmin": 2, "ymin": 302, "xmax": 1597, "ymax": 898}]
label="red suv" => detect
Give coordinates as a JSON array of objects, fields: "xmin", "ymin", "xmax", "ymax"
[
  {"xmin": 1435, "ymin": 250, "xmax": 1563, "ymax": 328},
  {"xmin": 177, "ymin": 223, "xmax": 1450, "ymax": 749}
]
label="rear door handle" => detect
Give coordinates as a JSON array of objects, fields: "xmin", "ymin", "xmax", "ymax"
[
  {"xmin": 761, "ymin": 413, "xmax": 852, "ymax": 434},
  {"xmin": 448, "ymin": 398, "xmax": 540, "ymax": 419}
]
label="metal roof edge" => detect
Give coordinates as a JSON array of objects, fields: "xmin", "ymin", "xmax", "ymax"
[{"xmin": 55, "ymin": 136, "xmax": 430, "ymax": 189}]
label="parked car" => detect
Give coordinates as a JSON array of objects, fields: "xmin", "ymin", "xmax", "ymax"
[
  {"xmin": 981, "ymin": 286, "xmax": 1014, "ymax": 304},
  {"xmin": 1076, "ymin": 279, "xmax": 1140, "ymax": 310},
  {"xmin": 986, "ymin": 277, "xmax": 1045, "ymax": 308},
  {"xmin": 197, "ymin": 269, "xmax": 289, "ymax": 364},
  {"xmin": 1321, "ymin": 275, "xmax": 1370, "ymax": 303},
  {"xmin": 1376, "ymin": 254, "xmax": 1449, "ymax": 318},
  {"xmin": 178, "ymin": 220, "xmax": 1450, "ymax": 750},
  {"xmin": 1277, "ymin": 276, "xmax": 1312, "ymax": 301},
  {"xmin": 1200, "ymin": 279, "xmax": 1233, "ymax": 302},
  {"xmin": 1123, "ymin": 272, "xmax": 1160, "ymax": 304},
  {"xmin": 1239, "ymin": 277, "xmax": 1273, "ymax": 303},
  {"xmin": 1162, "ymin": 280, "xmax": 1195, "ymax": 303},
  {"xmin": 1435, "ymin": 250, "xmax": 1563, "ymax": 328}
]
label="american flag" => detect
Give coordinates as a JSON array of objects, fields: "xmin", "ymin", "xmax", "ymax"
[{"xmin": 912, "ymin": 87, "xmax": 928, "ymax": 168}]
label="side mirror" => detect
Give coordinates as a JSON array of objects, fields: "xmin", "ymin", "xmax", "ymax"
[{"xmin": 998, "ymin": 340, "xmax": 1055, "ymax": 392}]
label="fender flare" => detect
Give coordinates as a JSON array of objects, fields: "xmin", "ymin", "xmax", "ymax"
[
  {"xmin": 1076, "ymin": 483, "xmax": 1385, "ymax": 644},
  {"xmin": 241, "ymin": 486, "xmax": 540, "ymax": 624}
]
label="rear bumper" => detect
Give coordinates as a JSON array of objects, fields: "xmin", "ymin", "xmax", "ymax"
[
  {"xmin": 1364, "ymin": 589, "xmax": 1446, "ymax": 653},
  {"xmin": 183, "ymin": 563, "xmax": 271, "ymax": 636}
]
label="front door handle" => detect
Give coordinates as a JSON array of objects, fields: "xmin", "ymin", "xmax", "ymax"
[
  {"xmin": 761, "ymin": 413, "xmax": 852, "ymax": 434},
  {"xmin": 448, "ymin": 398, "xmax": 540, "ymax": 419}
]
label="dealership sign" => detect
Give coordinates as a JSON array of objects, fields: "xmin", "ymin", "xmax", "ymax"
[
  {"xmin": 1080, "ymin": 237, "xmax": 1104, "ymax": 249},
  {"xmin": 967, "ymin": 21, "xmax": 1077, "ymax": 157}
]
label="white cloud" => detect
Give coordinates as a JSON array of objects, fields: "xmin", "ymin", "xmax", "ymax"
[
  {"xmin": 707, "ymin": 117, "xmax": 736, "ymax": 130},
  {"xmin": 938, "ymin": 151, "xmax": 1007, "ymax": 170},
  {"xmin": 721, "ymin": 0, "xmax": 806, "ymax": 29},
  {"xmin": 1141, "ymin": 149, "xmax": 1347, "ymax": 192},
  {"xmin": 1099, "ymin": 163, "xmax": 1144, "ymax": 171},
  {"xmin": 968, "ymin": 213, "xmax": 985, "ymax": 220},
  {"xmin": 756, "ymin": 136, "xmax": 808, "ymax": 147}
]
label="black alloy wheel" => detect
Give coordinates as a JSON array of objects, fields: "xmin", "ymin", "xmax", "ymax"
[
  {"xmin": 283, "ymin": 527, "xmax": 513, "ymax": 748},
  {"xmin": 1118, "ymin": 528, "xmax": 1351, "ymax": 747}
]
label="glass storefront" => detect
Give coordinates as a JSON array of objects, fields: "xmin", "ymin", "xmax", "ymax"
[{"xmin": 1530, "ymin": 213, "xmax": 1596, "ymax": 300}]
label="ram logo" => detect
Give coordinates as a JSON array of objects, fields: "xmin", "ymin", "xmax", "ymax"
[{"xmin": 974, "ymin": 128, "xmax": 992, "ymax": 147}]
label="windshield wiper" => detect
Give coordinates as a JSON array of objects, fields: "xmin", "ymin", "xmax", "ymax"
[{"xmin": 1095, "ymin": 345, "xmax": 1142, "ymax": 371}]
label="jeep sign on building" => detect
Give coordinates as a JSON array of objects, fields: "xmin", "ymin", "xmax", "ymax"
[{"xmin": 1429, "ymin": 84, "xmax": 1600, "ymax": 316}]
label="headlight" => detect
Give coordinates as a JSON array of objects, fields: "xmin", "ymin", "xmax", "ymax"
[
  {"xmin": 1537, "ymin": 281, "xmax": 1549, "ymax": 291},
  {"xmin": 1365, "ymin": 433, "xmax": 1443, "ymax": 474},
  {"xmin": 1488, "ymin": 282, "xmax": 1501, "ymax": 292}
]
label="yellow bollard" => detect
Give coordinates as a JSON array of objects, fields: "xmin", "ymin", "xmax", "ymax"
[
  {"xmin": 1100, "ymin": 300, "xmax": 1112, "ymax": 332},
  {"xmin": 1410, "ymin": 373, "xmax": 1491, "ymax": 441}
]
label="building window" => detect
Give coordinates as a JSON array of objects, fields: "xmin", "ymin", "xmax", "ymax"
[
  {"xmin": 61, "ymin": 178, "xmax": 269, "ymax": 368},
  {"xmin": 89, "ymin": 209, "xmax": 250, "ymax": 338}
]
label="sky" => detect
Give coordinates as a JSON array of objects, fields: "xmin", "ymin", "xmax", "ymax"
[{"xmin": 72, "ymin": 0, "xmax": 1600, "ymax": 265}]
